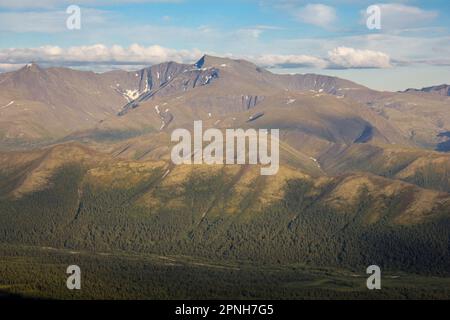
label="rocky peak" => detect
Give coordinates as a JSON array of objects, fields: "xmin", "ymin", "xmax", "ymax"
[
  {"xmin": 403, "ymin": 84, "xmax": 450, "ymax": 97},
  {"xmin": 194, "ymin": 54, "xmax": 237, "ymax": 69},
  {"xmin": 22, "ymin": 62, "xmax": 42, "ymax": 72}
]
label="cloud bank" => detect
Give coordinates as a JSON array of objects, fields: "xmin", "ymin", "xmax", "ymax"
[
  {"xmin": 0, "ymin": 44, "xmax": 202, "ymax": 70},
  {"xmin": 327, "ymin": 47, "xmax": 391, "ymax": 69},
  {"xmin": 255, "ymin": 47, "xmax": 392, "ymax": 69},
  {"xmin": 0, "ymin": 44, "xmax": 395, "ymax": 72}
]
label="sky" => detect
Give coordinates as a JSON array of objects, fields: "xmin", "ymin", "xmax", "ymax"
[{"xmin": 0, "ymin": 0, "xmax": 449, "ymax": 91}]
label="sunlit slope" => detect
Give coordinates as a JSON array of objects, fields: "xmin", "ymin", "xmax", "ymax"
[
  {"xmin": 5, "ymin": 54, "xmax": 448, "ymax": 152},
  {"xmin": 319, "ymin": 143, "xmax": 450, "ymax": 193},
  {"xmin": 0, "ymin": 64, "xmax": 140, "ymax": 143},
  {"xmin": 366, "ymin": 92, "xmax": 450, "ymax": 148},
  {"xmin": 84, "ymin": 90, "xmax": 410, "ymax": 167},
  {"xmin": 0, "ymin": 143, "xmax": 449, "ymax": 274}
]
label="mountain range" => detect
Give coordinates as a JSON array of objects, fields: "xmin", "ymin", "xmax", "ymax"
[{"xmin": 1, "ymin": 55, "xmax": 450, "ymax": 299}]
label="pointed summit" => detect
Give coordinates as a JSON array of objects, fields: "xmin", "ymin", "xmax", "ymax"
[
  {"xmin": 195, "ymin": 55, "xmax": 206, "ymax": 68},
  {"xmin": 22, "ymin": 62, "xmax": 42, "ymax": 72},
  {"xmin": 194, "ymin": 54, "xmax": 237, "ymax": 68}
]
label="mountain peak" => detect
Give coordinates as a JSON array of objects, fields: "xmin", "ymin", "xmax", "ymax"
[
  {"xmin": 195, "ymin": 55, "xmax": 206, "ymax": 68},
  {"xmin": 194, "ymin": 54, "xmax": 237, "ymax": 69},
  {"xmin": 22, "ymin": 62, "xmax": 42, "ymax": 72}
]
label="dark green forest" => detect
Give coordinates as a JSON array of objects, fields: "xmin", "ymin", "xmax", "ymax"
[
  {"xmin": 2, "ymin": 244, "xmax": 450, "ymax": 300},
  {"xmin": 0, "ymin": 164, "xmax": 449, "ymax": 299}
]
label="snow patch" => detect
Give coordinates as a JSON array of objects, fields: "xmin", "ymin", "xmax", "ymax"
[
  {"xmin": 0, "ymin": 100, "xmax": 14, "ymax": 109},
  {"xmin": 309, "ymin": 157, "xmax": 321, "ymax": 168},
  {"xmin": 143, "ymin": 78, "xmax": 150, "ymax": 93},
  {"xmin": 204, "ymin": 75, "xmax": 212, "ymax": 84},
  {"xmin": 287, "ymin": 99, "xmax": 296, "ymax": 104},
  {"xmin": 125, "ymin": 89, "xmax": 140, "ymax": 101}
]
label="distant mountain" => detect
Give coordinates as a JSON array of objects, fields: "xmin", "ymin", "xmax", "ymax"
[
  {"xmin": 0, "ymin": 62, "xmax": 140, "ymax": 143},
  {"xmin": 118, "ymin": 54, "xmax": 375, "ymax": 116},
  {"xmin": 0, "ymin": 55, "xmax": 378, "ymax": 142},
  {"xmin": 1, "ymin": 54, "xmax": 450, "ymax": 153},
  {"xmin": 403, "ymin": 84, "xmax": 450, "ymax": 96}
]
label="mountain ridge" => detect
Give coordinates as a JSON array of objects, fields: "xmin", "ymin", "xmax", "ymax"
[
  {"xmin": 403, "ymin": 84, "xmax": 450, "ymax": 96},
  {"xmin": 1, "ymin": 54, "xmax": 450, "ymax": 164}
]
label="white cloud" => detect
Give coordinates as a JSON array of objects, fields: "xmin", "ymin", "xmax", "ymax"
[
  {"xmin": 0, "ymin": 63, "xmax": 24, "ymax": 72},
  {"xmin": 327, "ymin": 47, "xmax": 392, "ymax": 69},
  {"xmin": 362, "ymin": 3, "xmax": 438, "ymax": 30},
  {"xmin": 294, "ymin": 4, "xmax": 337, "ymax": 29},
  {"xmin": 264, "ymin": 32, "xmax": 448, "ymax": 68},
  {"xmin": 0, "ymin": 44, "xmax": 202, "ymax": 71},
  {"xmin": 0, "ymin": 44, "xmax": 395, "ymax": 72},
  {"xmin": 254, "ymin": 54, "xmax": 328, "ymax": 69},
  {"xmin": 247, "ymin": 47, "xmax": 392, "ymax": 69}
]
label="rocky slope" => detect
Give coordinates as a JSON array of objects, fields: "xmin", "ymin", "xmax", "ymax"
[{"xmin": 404, "ymin": 84, "xmax": 450, "ymax": 97}]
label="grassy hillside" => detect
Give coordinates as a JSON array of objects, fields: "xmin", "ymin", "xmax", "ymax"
[{"xmin": 0, "ymin": 145, "xmax": 449, "ymax": 279}]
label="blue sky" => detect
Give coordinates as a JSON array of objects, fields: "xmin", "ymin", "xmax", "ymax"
[{"xmin": 0, "ymin": 0, "xmax": 449, "ymax": 91}]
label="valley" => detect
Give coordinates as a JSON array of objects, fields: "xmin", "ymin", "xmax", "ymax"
[{"xmin": 1, "ymin": 244, "xmax": 450, "ymax": 300}]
